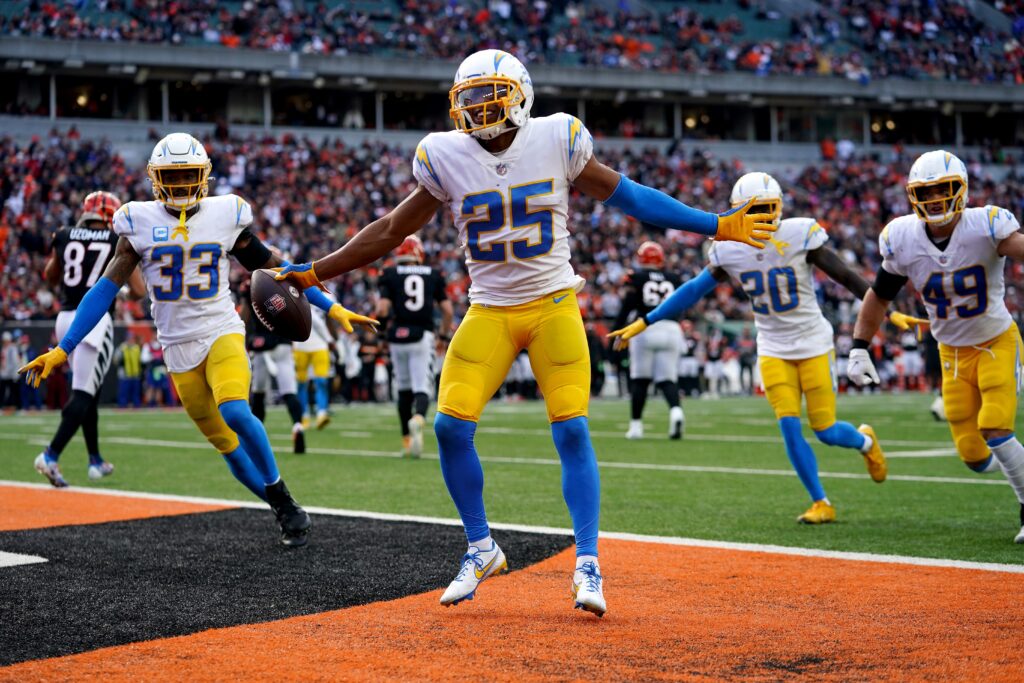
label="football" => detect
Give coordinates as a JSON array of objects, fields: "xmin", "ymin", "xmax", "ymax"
[{"xmin": 250, "ymin": 268, "xmax": 312, "ymax": 342}]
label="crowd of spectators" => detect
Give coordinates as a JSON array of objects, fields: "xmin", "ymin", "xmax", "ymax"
[{"xmin": 2, "ymin": 0, "xmax": 1020, "ymax": 83}]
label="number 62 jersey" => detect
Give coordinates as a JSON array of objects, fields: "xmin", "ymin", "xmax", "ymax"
[
  {"xmin": 113, "ymin": 195, "xmax": 250, "ymax": 359},
  {"xmin": 879, "ymin": 206, "xmax": 1019, "ymax": 347}
]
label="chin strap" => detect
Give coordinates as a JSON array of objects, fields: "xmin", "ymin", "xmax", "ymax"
[{"xmin": 171, "ymin": 205, "xmax": 189, "ymax": 241}]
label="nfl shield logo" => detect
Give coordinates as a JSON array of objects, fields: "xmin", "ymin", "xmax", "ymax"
[
  {"xmin": 496, "ymin": 163, "xmax": 508, "ymax": 176},
  {"xmin": 153, "ymin": 226, "xmax": 169, "ymax": 241}
]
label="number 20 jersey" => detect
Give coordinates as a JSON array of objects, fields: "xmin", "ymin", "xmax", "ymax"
[
  {"xmin": 708, "ymin": 217, "xmax": 832, "ymax": 360},
  {"xmin": 113, "ymin": 195, "xmax": 250, "ymax": 348},
  {"xmin": 880, "ymin": 206, "xmax": 1019, "ymax": 347},
  {"xmin": 412, "ymin": 113, "xmax": 593, "ymax": 306}
]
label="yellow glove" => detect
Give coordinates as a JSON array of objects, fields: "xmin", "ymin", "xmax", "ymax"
[
  {"xmin": 19, "ymin": 347, "xmax": 69, "ymax": 388},
  {"xmin": 328, "ymin": 303, "xmax": 379, "ymax": 334},
  {"xmin": 273, "ymin": 262, "xmax": 327, "ymax": 292},
  {"xmin": 607, "ymin": 318, "xmax": 648, "ymax": 351},
  {"xmin": 714, "ymin": 196, "xmax": 778, "ymax": 249},
  {"xmin": 889, "ymin": 311, "xmax": 930, "ymax": 340}
]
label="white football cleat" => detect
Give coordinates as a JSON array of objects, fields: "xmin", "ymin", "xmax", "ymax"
[
  {"xmin": 625, "ymin": 420, "xmax": 644, "ymax": 440},
  {"xmin": 572, "ymin": 560, "xmax": 606, "ymax": 617},
  {"xmin": 87, "ymin": 461, "xmax": 114, "ymax": 480},
  {"xmin": 407, "ymin": 414, "xmax": 425, "ymax": 459},
  {"xmin": 34, "ymin": 453, "xmax": 68, "ymax": 488},
  {"xmin": 439, "ymin": 542, "xmax": 507, "ymax": 606},
  {"xmin": 930, "ymin": 395, "xmax": 946, "ymax": 422},
  {"xmin": 668, "ymin": 406, "xmax": 685, "ymax": 440}
]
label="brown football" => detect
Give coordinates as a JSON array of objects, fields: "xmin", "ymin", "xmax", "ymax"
[{"xmin": 250, "ymin": 269, "xmax": 312, "ymax": 342}]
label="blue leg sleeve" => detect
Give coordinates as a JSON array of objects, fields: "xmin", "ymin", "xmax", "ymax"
[
  {"xmin": 814, "ymin": 421, "xmax": 868, "ymax": 450},
  {"xmin": 646, "ymin": 268, "xmax": 720, "ymax": 324},
  {"xmin": 779, "ymin": 417, "xmax": 826, "ymax": 502},
  {"xmin": 222, "ymin": 446, "xmax": 269, "ymax": 501},
  {"xmin": 551, "ymin": 417, "xmax": 601, "ymax": 557},
  {"xmin": 218, "ymin": 399, "xmax": 280, "ymax": 486},
  {"xmin": 966, "ymin": 455, "xmax": 997, "ymax": 473},
  {"xmin": 298, "ymin": 381, "xmax": 309, "ymax": 417},
  {"xmin": 434, "ymin": 412, "xmax": 489, "ymax": 544},
  {"xmin": 313, "ymin": 378, "xmax": 329, "ymax": 413},
  {"xmin": 603, "ymin": 174, "xmax": 718, "ymax": 236}
]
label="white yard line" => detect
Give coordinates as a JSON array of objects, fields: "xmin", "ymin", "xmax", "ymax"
[
  {"xmin": 1, "ymin": 479, "xmax": 1020, "ymax": 575},
  {"xmin": 0, "ymin": 550, "xmax": 48, "ymax": 568}
]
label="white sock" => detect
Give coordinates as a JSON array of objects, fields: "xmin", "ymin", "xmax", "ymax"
[
  {"xmin": 989, "ymin": 436, "xmax": 1024, "ymax": 504},
  {"xmin": 469, "ymin": 536, "xmax": 494, "ymax": 553},
  {"xmin": 575, "ymin": 554, "xmax": 599, "ymax": 571},
  {"xmin": 860, "ymin": 435, "xmax": 873, "ymax": 454},
  {"xmin": 629, "ymin": 419, "xmax": 642, "ymax": 429},
  {"xmin": 292, "ymin": 422, "xmax": 303, "ymax": 433}
]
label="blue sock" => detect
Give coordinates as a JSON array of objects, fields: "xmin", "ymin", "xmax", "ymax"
[
  {"xmin": 88, "ymin": 453, "xmax": 103, "ymax": 466},
  {"xmin": 218, "ymin": 399, "xmax": 280, "ymax": 486},
  {"xmin": 44, "ymin": 446, "xmax": 59, "ymax": 463},
  {"xmin": 298, "ymin": 381, "xmax": 309, "ymax": 418},
  {"xmin": 222, "ymin": 446, "xmax": 269, "ymax": 501},
  {"xmin": 313, "ymin": 378, "xmax": 328, "ymax": 413},
  {"xmin": 434, "ymin": 412, "xmax": 489, "ymax": 544},
  {"xmin": 779, "ymin": 417, "xmax": 826, "ymax": 502},
  {"xmin": 966, "ymin": 455, "xmax": 998, "ymax": 473},
  {"xmin": 814, "ymin": 421, "xmax": 868, "ymax": 450},
  {"xmin": 551, "ymin": 417, "xmax": 600, "ymax": 557}
]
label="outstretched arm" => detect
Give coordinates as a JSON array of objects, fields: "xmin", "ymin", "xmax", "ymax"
[
  {"xmin": 997, "ymin": 232, "xmax": 1024, "ymax": 262},
  {"xmin": 806, "ymin": 246, "xmax": 870, "ymax": 300},
  {"xmin": 571, "ymin": 157, "xmax": 776, "ymax": 248}
]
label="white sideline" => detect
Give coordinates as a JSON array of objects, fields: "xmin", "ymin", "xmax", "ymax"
[
  {"xmin": 2, "ymin": 479, "xmax": 1022, "ymax": 575},
  {"xmin": 0, "ymin": 551, "xmax": 48, "ymax": 568}
]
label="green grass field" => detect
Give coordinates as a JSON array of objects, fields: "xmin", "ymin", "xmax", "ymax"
[{"xmin": 2, "ymin": 393, "xmax": 1022, "ymax": 564}]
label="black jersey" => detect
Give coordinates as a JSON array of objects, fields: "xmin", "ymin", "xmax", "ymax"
[
  {"xmin": 52, "ymin": 225, "xmax": 119, "ymax": 313},
  {"xmin": 379, "ymin": 264, "xmax": 447, "ymax": 343},
  {"xmin": 614, "ymin": 268, "xmax": 682, "ymax": 329}
]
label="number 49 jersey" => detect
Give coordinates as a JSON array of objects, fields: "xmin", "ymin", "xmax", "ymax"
[
  {"xmin": 709, "ymin": 217, "xmax": 833, "ymax": 360},
  {"xmin": 113, "ymin": 195, "xmax": 250, "ymax": 348},
  {"xmin": 379, "ymin": 264, "xmax": 446, "ymax": 343},
  {"xmin": 412, "ymin": 113, "xmax": 593, "ymax": 306},
  {"xmin": 880, "ymin": 206, "xmax": 1019, "ymax": 347}
]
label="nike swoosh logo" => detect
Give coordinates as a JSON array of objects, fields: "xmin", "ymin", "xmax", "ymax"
[
  {"xmin": 475, "ymin": 554, "xmax": 499, "ymax": 580},
  {"xmin": 553, "ymin": 294, "xmax": 568, "ymax": 304}
]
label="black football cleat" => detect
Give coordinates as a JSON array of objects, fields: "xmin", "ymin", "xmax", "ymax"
[
  {"xmin": 266, "ymin": 479, "xmax": 311, "ymax": 547},
  {"xmin": 293, "ymin": 426, "xmax": 306, "ymax": 455}
]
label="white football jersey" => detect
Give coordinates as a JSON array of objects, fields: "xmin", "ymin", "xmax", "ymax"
[
  {"xmin": 293, "ymin": 304, "xmax": 331, "ymax": 352},
  {"xmin": 412, "ymin": 113, "xmax": 593, "ymax": 305},
  {"xmin": 113, "ymin": 195, "xmax": 249, "ymax": 349},
  {"xmin": 880, "ymin": 206, "xmax": 1018, "ymax": 346},
  {"xmin": 709, "ymin": 217, "xmax": 833, "ymax": 360}
]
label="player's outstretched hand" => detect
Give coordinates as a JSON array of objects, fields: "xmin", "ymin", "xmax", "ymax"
[
  {"xmin": 889, "ymin": 312, "xmax": 930, "ymax": 340},
  {"xmin": 715, "ymin": 196, "xmax": 777, "ymax": 249},
  {"xmin": 328, "ymin": 303, "xmax": 379, "ymax": 334},
  {"xmin": 18, "ymin": 347, "xmax": 69, "ymax": 388},
  {"xmin": 607, "ymin": 318, "xmax": 648, "ymax": 351},
  {"xmin": 847, "ymin": 348, "xmax": 880, "ymax": 387},
  {"xmin": 273, "ymin": 262, "xmax": 327, "ymax": 292}
]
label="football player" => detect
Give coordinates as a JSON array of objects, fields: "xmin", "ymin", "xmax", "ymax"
[
  {"xmin": 276, "ymin": 49, "xmax": 775, "ymax": 615},
  {"xmin": 34, "ymin": 191, "xmax": 146, "ymax": 486},
  {"xmin": 375, "ymin": 235, "xmax": 453, "ymax": 458},
  {"xmin": 20, "ymin": 133, "xmax": 375, "ymax": 547},
  {"xmin": 847, "ymin": 150, "xmax": 1024, "ymax": 543},
  {"xmin": 611, "ymin": 172, "xmax": 888, "ymax": 524},
  {"xmin": 611, "ymin": 241, "xmax": 684, "ymax": 440},
  {"xmin": 293, "ymin": 295, "xmax": 337, "ymax": 430}
]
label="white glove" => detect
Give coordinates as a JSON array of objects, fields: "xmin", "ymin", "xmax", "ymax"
[{"xmin": 847, "ymin": 348, "xmax": 880, "ymax": 386}]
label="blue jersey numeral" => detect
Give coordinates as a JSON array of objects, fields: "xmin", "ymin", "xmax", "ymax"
[
  {"xmin": 151, "ymin": 243, "xmax": 222, "ymax": 302},
  {"xmin": 922, "ymin": 265, "xmax": 986, "ymax": 320},
  {"xmin": 463, "ymin": 180, "xmax": 555, "ymax": 263},
  {"xmin": 738, "ymin": 267, "xmax": 799, "ymax": 314}
]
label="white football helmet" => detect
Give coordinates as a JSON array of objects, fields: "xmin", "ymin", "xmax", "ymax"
[
  {"xmin": 906, "ymin": 150, "xmax": 968, "ymax": 226},
  {"xmin": 147, "ymin": 133, "xmax": 212, "ymax": 210},
  {"xmin": 730, "ymin": 172, "xmax": 783, "ymax": 225},
  {"xmin": 449, "ymin": 49, "xmax": 534, "ymax": 140}
]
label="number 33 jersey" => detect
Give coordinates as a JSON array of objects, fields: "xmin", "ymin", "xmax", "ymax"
[
  {"xmin": 113, "ymin": 195, "xmax": 250, "ymax": 348},
  {"xmin": 880, "ymin": 206, "xmax": 1019, "ymax": 346},
  {"xmin": 412, "ymin": 113, "xmax": 594, "ymax": 306},
  {"xmin": 709, "ymin": 217, "xmax": 833, "ymax": 360}
]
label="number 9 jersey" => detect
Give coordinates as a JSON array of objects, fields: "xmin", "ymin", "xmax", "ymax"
[
  {"xmin": 412, "ymin": 113, "xmax": 593, "ymax": 306},
  {"xmin": 709, "ymin": 217, "xmax": 833, "ymax": 360},
  {"xmin": 112, "ymin": 195, "xmax": 250, "ymax": 360},
  {"xmin": 879, "ymin": 206, "xmax": 1019, "ymax": 346}
]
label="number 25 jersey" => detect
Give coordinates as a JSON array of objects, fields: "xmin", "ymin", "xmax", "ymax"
[
  {"xmin": 113, "ymin": 195, "xmax": 250, "ymax": 348},
  {"xmin": 412, "ymin": 113, "xmax": 594, "ymax": 306},
  {"xmin": 880, "ymin": 206, "xmax": 1018, "ymax": 347},
  {"xmin": 709, "ymin": 217, "xmax": 833, "ymax": 360}
]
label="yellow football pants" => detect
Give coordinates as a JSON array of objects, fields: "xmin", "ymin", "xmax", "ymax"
[
  {"xmin": 294, "ymin": 348, "xmax": 330, "ymax": 383},
  {"xmin": 170, "ymin": 334, "xmax": 250, "ymax": 454},
  {"xmin": 438, "ymin": 289, "xmax": 589, "ymax": 423},
  {"xmin": 940, "ymin": 324, "xmax": 1022, "ymax": 465},
  {"xmin": 759, "ymin": 351, "xmax": 837, "ymax": 431}
]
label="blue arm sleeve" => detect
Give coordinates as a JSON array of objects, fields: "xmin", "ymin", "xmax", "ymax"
[
  {"xmin": 645, "ymin": 268, "xmax": 719, "ymax": 325},
  {"xmin": 280, "ymin": 259, "xmax": 334, "ymax": 313},
  {"xmin": 57, "ymin": 277, "xmax": 120, "ymax": 354},
  {"xmin": 603, "ymin": 174, "xmax": 718, "ymax": 236}
]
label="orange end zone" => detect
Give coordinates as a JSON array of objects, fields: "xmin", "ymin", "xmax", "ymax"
[
  {"xmin": 0, "ymin": 485, "xmax": 231, "ymax": 531},
  {"xmin": 4, "ymin": 538, "xmax": 1023, "ymax": 681}
]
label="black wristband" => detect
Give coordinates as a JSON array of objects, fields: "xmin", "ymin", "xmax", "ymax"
[
  {"xmin": 852, "ymin": 338, "xmax": 870, "ymax": 350},
  {"xmin": 641, "ymin": 314, "xmax": 651, "ymax": 326}
]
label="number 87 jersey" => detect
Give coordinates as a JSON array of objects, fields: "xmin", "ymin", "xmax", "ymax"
[
  {"xmin": 709, "ymin": 217, "xmax": 834, "ymax": 360},
  {"xmin": 112, "ymin": 195, "xmax": 251, "ymax": 348},
  {"xmin": 879, "ymin": 205, "xmax": 1019, "ymax": 346}
]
